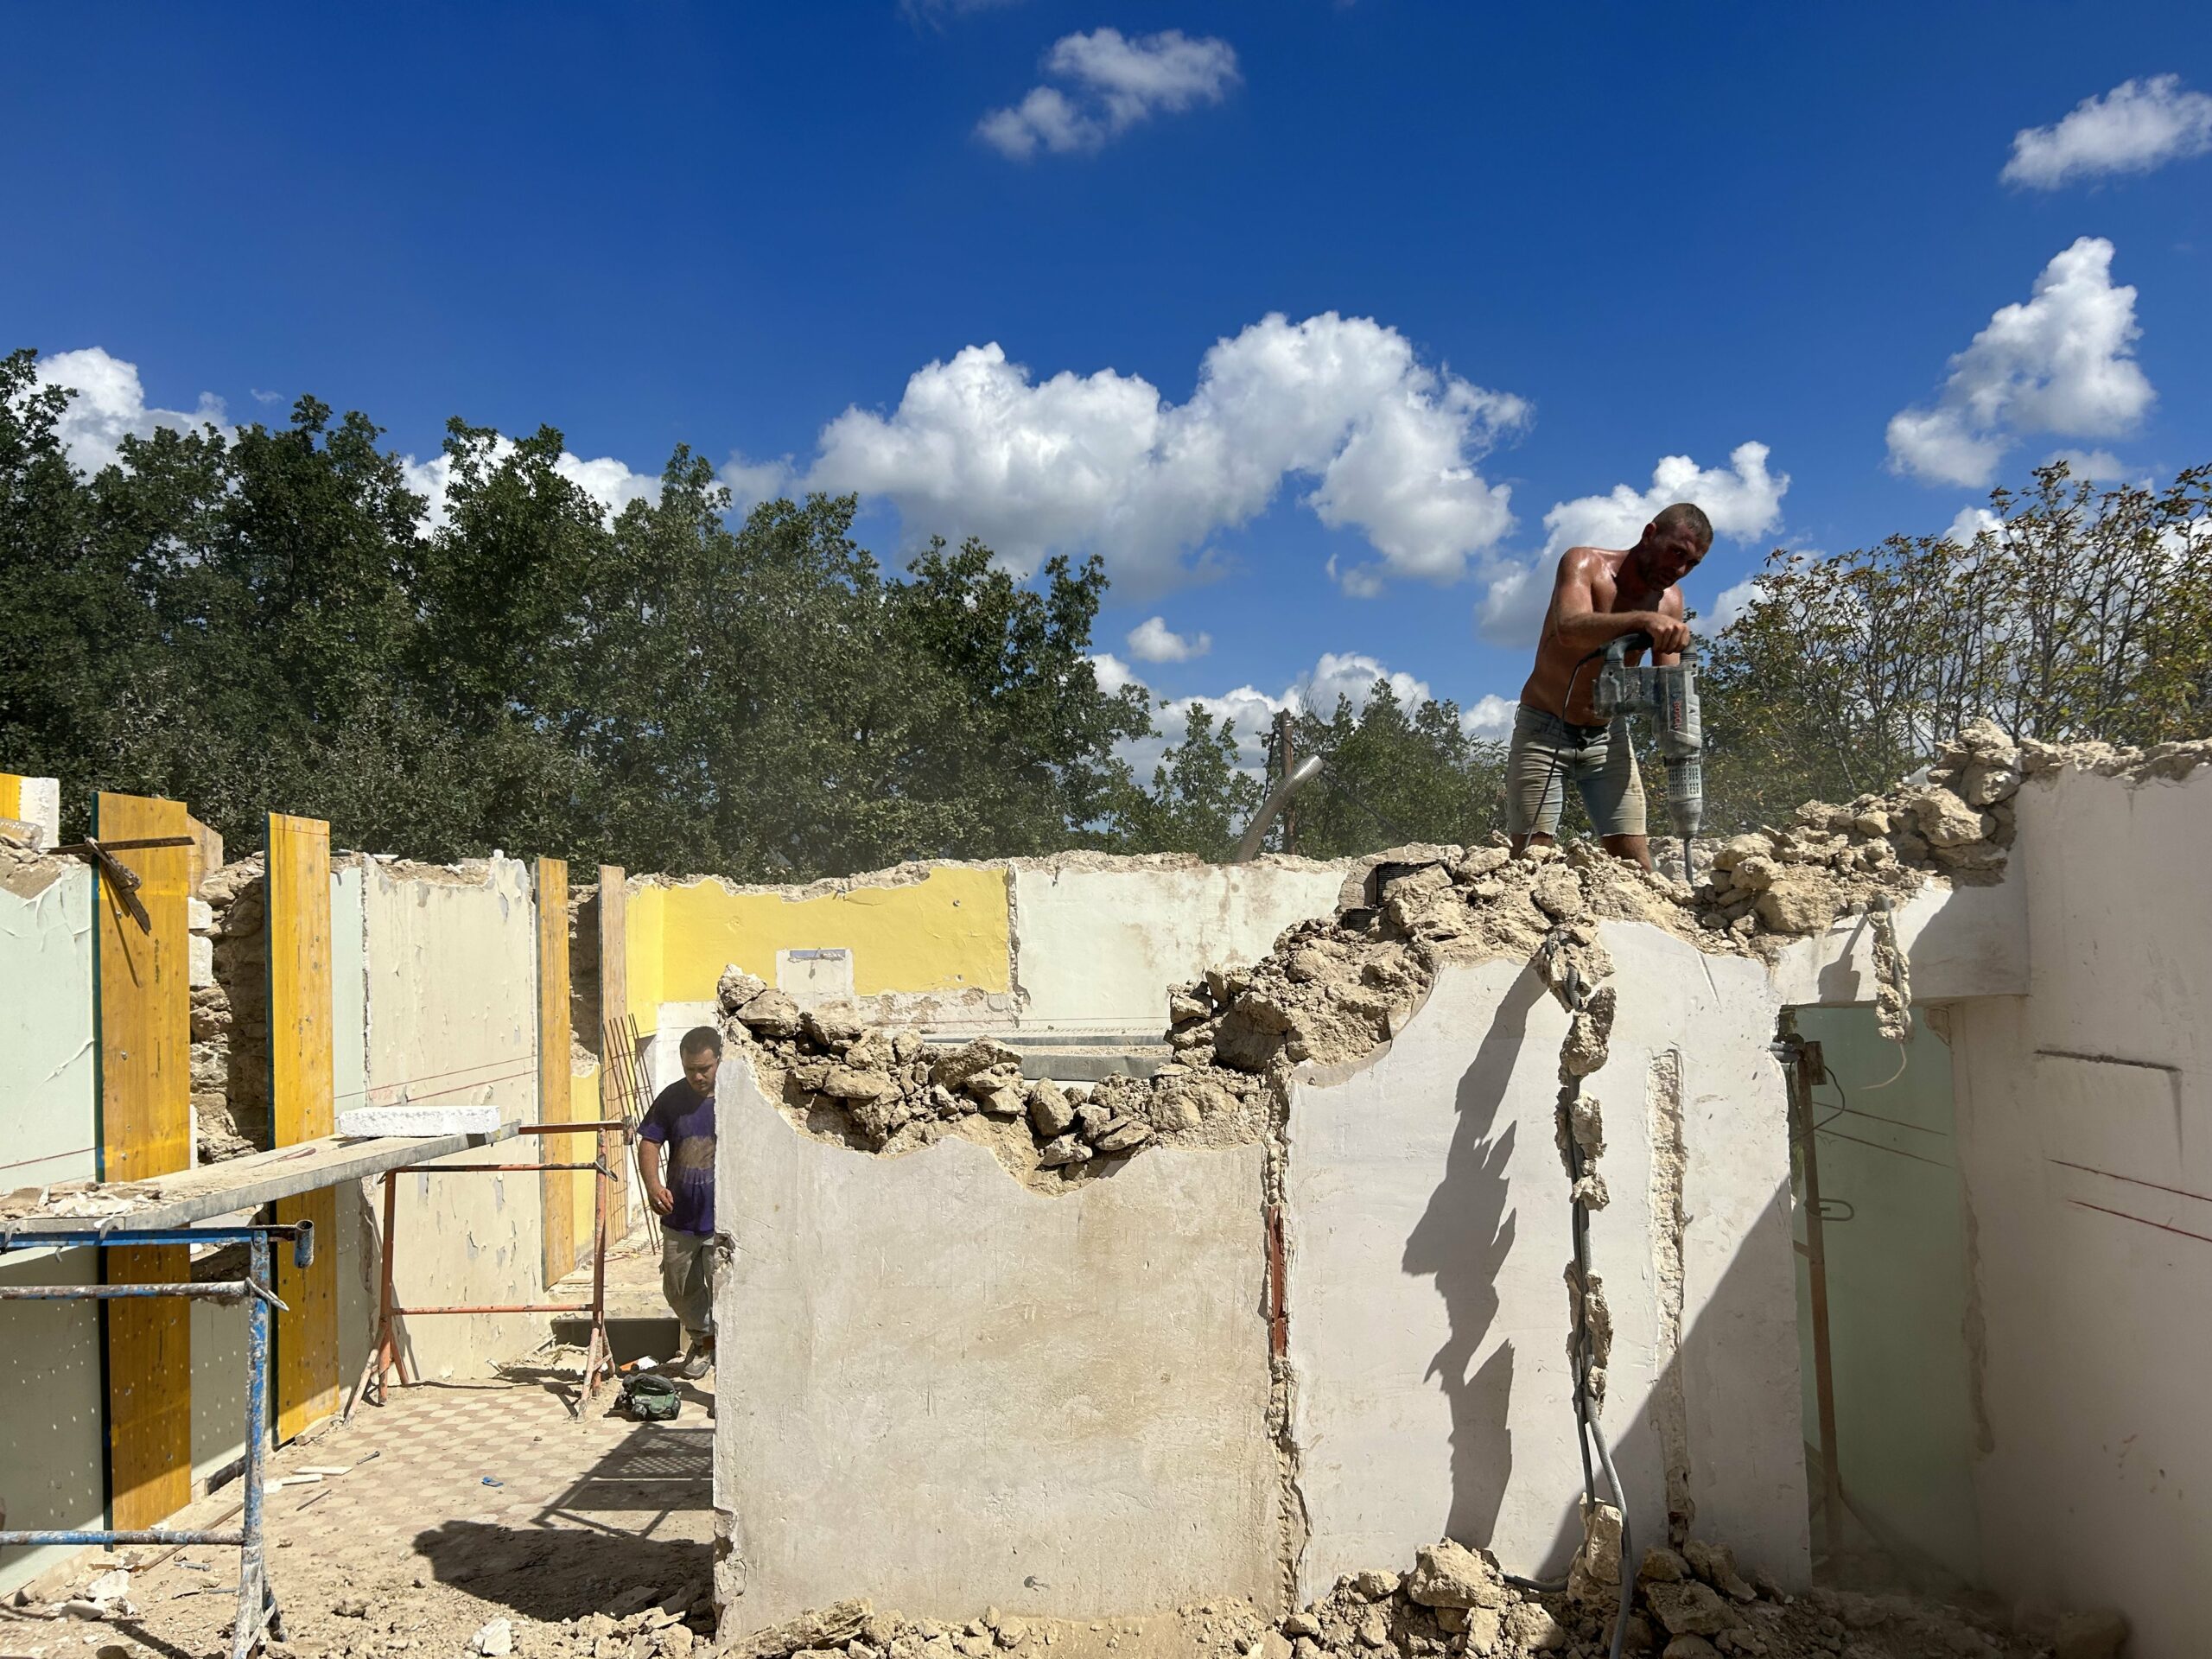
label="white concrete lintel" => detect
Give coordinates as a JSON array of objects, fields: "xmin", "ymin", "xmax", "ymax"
[{"xmin": 1768, "ymin": 874, "xmax": 2026, "ymax": 1008}]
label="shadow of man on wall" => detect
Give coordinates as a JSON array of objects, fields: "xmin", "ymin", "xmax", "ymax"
[{"xmin": 1402, "ymin": 967, "xmax": 1548, "ymax": 1547}]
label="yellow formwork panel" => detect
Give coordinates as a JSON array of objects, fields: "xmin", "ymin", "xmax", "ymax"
[
  {"xmin": 268, "ymin": 812, "xmax": 340, "ymax": 1441},
  {"xmin": 653, "ymin": 865, "xmax": 1011, "ymax": 1004}
]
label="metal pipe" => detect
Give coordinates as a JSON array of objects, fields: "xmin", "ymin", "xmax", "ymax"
[
  {"xmin": 0, "ymin": 1225, "xmax": 310, "ymax": 1252},
  {"xmin": 518, "ymin": 1121, "xmax": 628, "ymax": 1135},
  {"xmin": 384, "ymin": 1301, "xmax": 600, "ymax": 1315},
  {"xmin": 234, "ymin": 1233, "xmax": 276, "ymax": 1659},
  {"xmin": 0, "ymin": 1281, "xmax": 264, "ymax": 1304},
  {"xmin": 1231, "ymin": 754, "xmax": 1325, "ymax": 863},
  {"xmin": 0, "ymin": 1528, "xmax": 246, "ymax": 1547}
]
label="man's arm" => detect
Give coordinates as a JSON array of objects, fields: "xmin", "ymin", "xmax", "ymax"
[
  {"xmin": 1545, "ymin": 550, "xmax": 1691, "ymax": 656},
  {"xmin": 1649, "ymin": 586, "xmax": 1688, "ymax": 667},
  {"xmin": 637, "ymin": 1134, "xmax": 674, "ymax": 1216}
]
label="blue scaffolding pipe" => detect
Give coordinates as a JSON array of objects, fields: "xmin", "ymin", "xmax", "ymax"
[{"xmin": 0, "ymin": 1220, "xmax": 314, "ymax": 1659}]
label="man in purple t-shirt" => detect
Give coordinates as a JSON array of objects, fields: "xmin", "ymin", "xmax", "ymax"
[{"xmin": 639, "ymin": 1026, "xmax": 721, "ymax": 1377}]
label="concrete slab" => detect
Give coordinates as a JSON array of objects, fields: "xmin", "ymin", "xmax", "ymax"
[
  {"xmin": 337, "ymin": 1105, "xmax": 505, "ymax": 1138},
  {"xmin": 714, "ymin": 1058, "xmax": 1280, "ymax": 1631}
]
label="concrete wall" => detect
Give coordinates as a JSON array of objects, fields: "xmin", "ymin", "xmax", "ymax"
[
  {"xmin": 1010, "ymin": 860, "xmax": 1344, "ymax": 1033},
  {"xmin": 361, "ymin": 856, "xmax": 544, "ymax": 1376},
  {"xmin": 714, "ymin": 1059, "xmax": 1280, "ymax": 1632},
  {"xmin": 1947, "ymin": 764, "xmax": 2212, "ymax": 1658},
  {"xmin": 631, "ymin": 857, "xmax": 1349, "ymax": 1037},
  {"xmin": 1, "ymin": 860, "xmax": 96, "ymax": 1186},
  {"xmin": 1284, "ymin": 928, "xmax": 1808, "ymax": 1601},
  {"xmin": 0, "ymin": 858, "xmax": 100, "ymax": 1596},
  {"xmin": 1792, "ymin": 1006, "xmax": 1982, "ymax": 1586}
]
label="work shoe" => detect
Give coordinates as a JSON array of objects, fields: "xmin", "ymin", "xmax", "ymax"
[{"xmin": 677, "ymin": 1341, "xmax": 715, "ymax": 1380}]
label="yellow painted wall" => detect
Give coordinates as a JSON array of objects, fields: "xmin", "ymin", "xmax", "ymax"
[
  {"xmin": 647, "ymin": 866, "xmax": 1011, "ymax": 1007},
  {"xmin": 0, "ymin": 773, "xmax": 18, "ymax": 819}
]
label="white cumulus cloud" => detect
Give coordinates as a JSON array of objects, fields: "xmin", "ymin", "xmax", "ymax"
[
  {"xmin": 33, "ymin": 346, "xmax": 228, "ymax": 474},
  {"xmin": 1126, "ymin": 615, "xmax": 1211, "ymax": 663},
  {"xmin": 978, "ymin": 28, "xmax": 1239, "ymax": 159},
  {"xmin": 1472, "ymin": 442, "xmax": 1789, "ymax": 645},
  {"xmin": 1886, "ymin": 237, "xmax": 2153, "ymax": 489},
  {"xmin": 399, "ymin": 443, "xmax": 660, "ymax": 531},
  {"xmin": 1122, "ymin": 648, "xmax": 1512, "ymax": 777},
  {"xmin": 2002, "ymin": 74, "xmax": 2212, "ymax": 188},
  {"xmin": 806, "ymin": 311, "xmax": 1527, "ymax": 600}
]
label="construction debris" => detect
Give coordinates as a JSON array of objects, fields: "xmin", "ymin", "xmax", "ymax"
[{"xmin": 715, "ymin": 721, "xmax": 2150, "ymax": 1192}]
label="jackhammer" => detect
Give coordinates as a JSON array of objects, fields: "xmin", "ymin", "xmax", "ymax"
[{"xmin": 1589, "ymin": 626, "xmax": 1705, "ymax": 883}]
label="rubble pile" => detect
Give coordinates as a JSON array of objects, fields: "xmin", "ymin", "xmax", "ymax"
[
  {"xmin": 720, "ymin": 723, "xmax": 2075, "ymax": 1175},
  {"xmin": 732, "ymin": 1535, "xmax": 2104, "ymax": 1659},
  {"xmin": 718, "ymin": 967, "xmax": 1268, "ymax": 1186},
  {"xmin": 194, "ymin": 854, "xmax": 270, "ymax": 1163}
]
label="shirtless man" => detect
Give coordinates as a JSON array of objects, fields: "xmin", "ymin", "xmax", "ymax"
[{"xmin": 1505, "ymin": 501, "xmax": 1711, "ymax": 871}]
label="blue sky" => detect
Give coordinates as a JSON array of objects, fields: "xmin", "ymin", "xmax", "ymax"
[{"xmin": 7, "ymin": 2, "xmax": 2211, "ymax": 761}]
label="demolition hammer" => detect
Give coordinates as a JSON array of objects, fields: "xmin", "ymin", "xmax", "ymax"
[{"xmin": 1589, "ymin": 623, "xmax": 1705, "ymax": 883}]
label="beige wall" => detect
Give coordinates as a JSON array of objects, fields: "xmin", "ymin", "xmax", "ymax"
[{"xmin": 361, "ymin": 856, "xmax": 545, "ymax": 1376}]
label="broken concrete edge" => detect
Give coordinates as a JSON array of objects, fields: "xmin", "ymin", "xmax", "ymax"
[{"xmin": 714, "ymin": 1538, "xmax": 2114, "ymax": 1659}]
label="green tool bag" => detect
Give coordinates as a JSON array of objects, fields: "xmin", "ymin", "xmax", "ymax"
[{"xmin": 621, "ymin": 1372, "xmax": 682, "ymax": 1421}]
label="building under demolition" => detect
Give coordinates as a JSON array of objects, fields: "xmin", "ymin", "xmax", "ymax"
[{"xmin": 0, "ymin": 723, "xmax": 2202, "ymax": 1658}]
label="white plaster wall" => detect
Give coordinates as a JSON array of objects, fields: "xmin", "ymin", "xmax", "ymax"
[
  {"xmin": 0, "ymin": 862, "xmax": 101, "ymax": 1596},
  {"xmin": 361, "ymin": 857, "xmax": 544, "ymax": 1376},
  {"xmin": 1011, "ymin": 861, "xmax": 1344, "ymax": 1033},
  {"xmin": 332, "ymin": 866, "xmax": 378, "ymax": 1370},
  {"xmin": 1949, "ymin": 765, "xmax": 2212, "ymax": 1659},
  {"xmin": 714, "ymin": 1061, "xmax": 1279, "ymax": 1632},
  {"xmin": 1, "ymin": 862, "xmax": 96, "ymax": 1186},
  {"xmin": 1770, "ymin": 879, "xmax": 2027, "ymax": 1008},
  {"xmin": 1284, "ymin": 928, "xmax": 1808, "ymax": 1602}
]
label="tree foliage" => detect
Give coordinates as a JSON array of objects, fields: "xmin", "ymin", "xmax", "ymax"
[
  {"xmin": 1702, "ymin": 460, "xmax": 2212, "ymax": 830},
  {"xmin": 0, "ymin": 349, "xmax": 1158, "ymax": 875}
]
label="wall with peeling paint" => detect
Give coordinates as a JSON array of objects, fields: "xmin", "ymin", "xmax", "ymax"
[{"xmin": 360, "ymin": 856, "xmax": 545, "ymax": 1376}]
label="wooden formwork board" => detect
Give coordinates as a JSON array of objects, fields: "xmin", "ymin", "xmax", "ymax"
[
  {"xmin": 538, "ymin": 858, "xmax": 577, "ymax": 1286},
  {"xmin": 269, "ymin": 812, "xmax": 340, "ymax": 1440},
  {"xmin": 597, "ymin": 866, "xmax": 631, "ymax": 1221},
  {"xmin": 93, "ymin": 791, "xmax": 194, "ymax": 1529}
]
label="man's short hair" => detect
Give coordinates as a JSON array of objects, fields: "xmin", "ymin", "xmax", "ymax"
[
  {"xmin": 1651, "ymin": 501, "xmax": 1713, "ymax": 550},
  {"xmin": 680, "ymin": 1026, "xmax": 724, "ymax": 1059}
]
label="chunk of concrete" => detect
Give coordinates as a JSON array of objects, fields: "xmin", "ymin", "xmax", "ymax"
[{"xmin": 336, "ymin": 1105, "xmax": 503, "ymax": 1138}]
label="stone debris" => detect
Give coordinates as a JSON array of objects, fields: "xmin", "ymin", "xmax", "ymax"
[
  {"xmin": 0, "ymin": 1177, "xmax": 166, "ymax": 1221},
  {"xmin": 716, "ymin": 721, "xmax": 2131, "ymax": 1195}
]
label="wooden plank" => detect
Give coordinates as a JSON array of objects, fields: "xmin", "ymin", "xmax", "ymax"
[
  {"xmin": 537, "ymin": 858, "xmax": 576, "ymax": 1286},
  {"xmin": 597, "ymin": 866, "xmax": 631, "ymax": 1224},
  {"xmin": 104, "ymin": 1243, "xmax": 191, "ymax": 1529},
  {"xmin": 6, "ymin": 1126, "xmax": 520, "ymax": 1236},
  {"xmin": 268, "ymin": 812, "xmax": 339, "ymax": 1441},
  {"xmin": 93, "ymin": 791, "xmax": 193, "ymax": 1530}
]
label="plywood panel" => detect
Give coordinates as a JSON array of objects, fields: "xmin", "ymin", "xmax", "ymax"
[
  {"xmin": 104, "ymin": 1243, "xmax": 191, "ymax": 1529},
  {"xmin": 269, "ymin": 813, "xmax": 339, "ymax": 1440},
  {"xmin": 598, "ymin": 868, "xmax": 631, "ymax": 1220},
  {"xmin": 94, "ymin": 792, "xmax": 193, "ymax": 1529},
  {"xmin": 95, "ymin": 792, "xmax": 191, "ymax": 1182},
  {"xmin": 537, "ymin": 859, "xmax": 576, "ymax": 1286}
]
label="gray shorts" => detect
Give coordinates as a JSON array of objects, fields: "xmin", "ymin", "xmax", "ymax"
[{"xmin": 1505, "ymin": 707, "xmax": 1648, "ymax": 838}]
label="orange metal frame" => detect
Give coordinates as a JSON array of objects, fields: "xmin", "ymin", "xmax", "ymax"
[{"xmin": 346, "ymin": 1119, "xmax": 628, "ymax": 1417}]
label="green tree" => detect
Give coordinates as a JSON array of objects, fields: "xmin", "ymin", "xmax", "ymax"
[
  {"xmin": 1111, "ymin": 702, "xmax": 1263, "ymax": 859},
  {"xmin": 1702, "ymin": 459, "xmax": 2212, "ymax": 830},
  {"xmin": 1283, "ymin": 681, "xmax": 1508, "ymax": 855}
]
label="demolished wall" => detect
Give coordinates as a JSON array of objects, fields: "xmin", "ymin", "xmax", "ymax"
[{"xmin": 709, "ymin": 723, "xmax": 2212, "ymax": 1652}]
